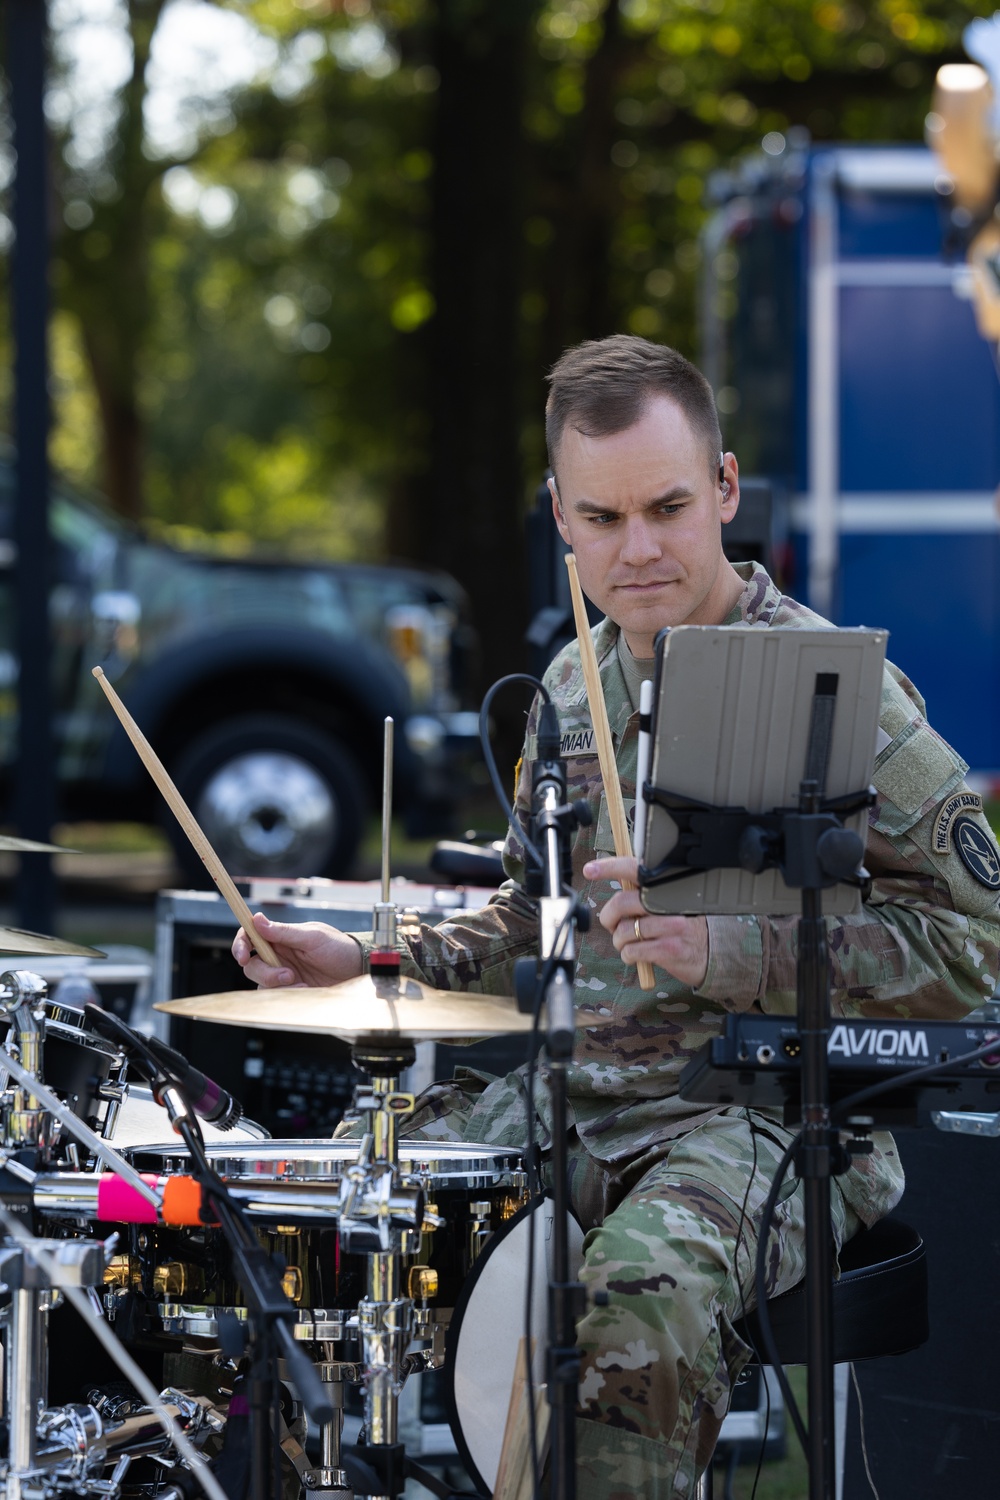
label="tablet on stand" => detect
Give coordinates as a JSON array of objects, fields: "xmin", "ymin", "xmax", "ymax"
[{"xmin": 636, "ymin": 622, "xmax": 887, "ymax": 1500}]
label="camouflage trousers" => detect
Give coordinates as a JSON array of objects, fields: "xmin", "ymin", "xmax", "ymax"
[{"xmin": 404, "ymin": 1071, "xmax": 860, "ymax": 1500}]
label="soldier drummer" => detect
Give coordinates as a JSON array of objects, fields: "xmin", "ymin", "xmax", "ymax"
[{"xmin": 233, "ymin": 335, "xmax": 1000, "ymax": 1498}]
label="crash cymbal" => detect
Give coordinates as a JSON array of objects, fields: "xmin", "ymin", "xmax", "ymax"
[
  {"xmin": 0, "ymin": 928, "xmax": 105, "ymax": 959},
  {"xmin": 157, "ymin": 973, "xmax": 614, "ymax": 1043},
  {"xmin": 0, "ymin": 835, "xmax": 76, "ymax": 854}
]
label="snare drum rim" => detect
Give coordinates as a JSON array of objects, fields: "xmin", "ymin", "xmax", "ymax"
[{"xmin": 122, "ymin": 1137, "xmax": 522, "ymax": 1187}]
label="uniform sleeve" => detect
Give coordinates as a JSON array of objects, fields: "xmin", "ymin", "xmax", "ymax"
[
  {"xmin": 351, "ymin": 697, "xmax": 542, "ymax": 995},
  {"xmin": 697, "ymin": 667, "xmax": 1000, "ymax": 1020}
]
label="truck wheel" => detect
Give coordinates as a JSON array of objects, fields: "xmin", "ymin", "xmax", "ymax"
[{"xmin": 169, "ymin": 715, "xmax": 368, "ymax": 882}]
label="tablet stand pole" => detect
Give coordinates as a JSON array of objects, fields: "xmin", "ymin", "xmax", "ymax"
[{"xmin": 641, "ymin": 670, "xmax": 872, "ymax": 1500}]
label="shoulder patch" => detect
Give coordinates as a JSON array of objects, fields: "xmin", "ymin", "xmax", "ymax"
[
  {"xmin": 953, "ymin": 817, "xmax": 1000, "ymax": 890},
  {"xmin": 933, "ymin": 791, "xmax": 984, "ymax": 854},
  {"xmin": 561, "ymin": 727, "xmax": 597, "ymax": 756}
]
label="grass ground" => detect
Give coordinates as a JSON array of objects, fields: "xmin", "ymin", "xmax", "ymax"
[{"xmin": 717, "ymin": 1366, "xmax": 809, "ymax": 1499}]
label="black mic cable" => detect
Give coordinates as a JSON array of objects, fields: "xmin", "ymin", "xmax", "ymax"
[{"xmin": 85, "ymin": 1005, "xmax": 244, "ymax": 1131}]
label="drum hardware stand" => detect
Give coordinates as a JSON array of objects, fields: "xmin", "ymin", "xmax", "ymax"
[
  {"xmin": 640, "ymin": 671, "xmax": 876, "ymax": 1500},
  {"xmin": 288, "ymin": 1357, "xmax": 362, "ymax": 1498},
  {"xmin": 0, "ymin": 1210, "xmax": 223, "ymax": 1499},
  {"xmin": 0, "ymin": 979, "xmax": 157, "ymax": 1203},
  {"xmin": 514, "ymin": 700, "xmax": 592, "ymax": 1500},
  {"xmin": 1, "ymin": 971, "xmax": 57, "ymax": 1153},
  {"xmin": 333, "ymin": 714, "xmax": 439, "ymax": 1500},
  {"xmin": 0, "ymin": 984, "xmax": 236, "ymax": 1500},
  {"xmin": 157, "ymin": 1084, "xmax": 337, "ymax": 1500},
  {"xmin": 341, "ymin": 1038, "xmax": 425, "ymax": 1500}
]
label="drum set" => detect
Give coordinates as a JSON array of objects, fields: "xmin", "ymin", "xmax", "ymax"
[
  {"xmin": 0, "ymin": 696, "xmax": 595, "ymax": 1500},
  {"xmin": 0, "ymin": 951, "xmax": 541, "ymax": 1500}
]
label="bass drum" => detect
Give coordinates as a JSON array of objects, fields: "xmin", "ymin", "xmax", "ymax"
[
  {"xmin": 109, "ymin": 1082, "xmax": 270, "ymax": 1148},
  {"xmin": 445, "ymin": 1196, "xmax": 585, "ymax": 1497}
]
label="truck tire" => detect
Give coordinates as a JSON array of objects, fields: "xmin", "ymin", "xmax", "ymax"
[{"xmin": 168, "ymin": 714, "xmax": 368, "ymax": 882}]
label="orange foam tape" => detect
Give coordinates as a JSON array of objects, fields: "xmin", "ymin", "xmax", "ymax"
[{"xmin": 162, "ymin": 1174, "xmax": 218, "ymax": 1227}]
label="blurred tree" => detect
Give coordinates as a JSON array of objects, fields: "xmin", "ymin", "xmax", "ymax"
[{"xmin": 52, "ymin": 0, "xmax": 172, "ymax": 521}]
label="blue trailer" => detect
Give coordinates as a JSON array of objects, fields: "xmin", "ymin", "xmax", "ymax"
[{"xmin": 702, "ymin": 139, "xmax": 1000, "ymax": 781}]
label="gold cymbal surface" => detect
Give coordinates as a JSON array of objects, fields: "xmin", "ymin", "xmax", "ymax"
[
  {"xmin": 0, "ymin": 928, "xmax": 105, "ymax": 959},
  {"xmin": 157, "ymin": 972, "xmax": 614, "ymax": 1043}
]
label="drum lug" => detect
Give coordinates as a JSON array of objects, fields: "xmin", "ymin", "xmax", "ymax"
[{"xmin": 468, "ymin": 1199, "xmax": 494, "ymax": 1263}]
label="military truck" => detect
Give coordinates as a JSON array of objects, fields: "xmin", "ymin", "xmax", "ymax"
[{"xmin": 0, "ymin": 470, "xmax": 481, "ymax": 880}]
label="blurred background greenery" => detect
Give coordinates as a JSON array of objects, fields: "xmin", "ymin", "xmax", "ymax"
[{"xmin": 0, "ymin": 0, "xmax": 992, "ymax": 695}]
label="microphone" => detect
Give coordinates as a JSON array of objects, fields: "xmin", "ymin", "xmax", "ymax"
[
  {"xmin": 84, "ymin": 1006, "xmax": 244, "ymax": 1131},
  {"xmin": 145, "ymin": 1036, "xmax": 244, "ymax": 1131}
]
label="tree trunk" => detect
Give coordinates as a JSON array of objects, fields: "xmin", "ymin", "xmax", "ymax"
[
  {"xmin": 55, "ymin": 0, "xmax": 167, "ymax": 523},
  {"xmin": 401, "ymin": 0, "xmax": 538, "ymax": 716},
  {"xmin": 83, "ymin": 326, "xmax": 144, "ymax": 524}
]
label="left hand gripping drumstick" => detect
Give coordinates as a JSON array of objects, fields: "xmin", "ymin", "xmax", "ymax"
[
  {"xmin": 564, "ymin": 555, "xmax": 655, "ymax": 992},
  {"xmin": 91, "ymin": 666, "xmax": 281, "ymax": 969}
]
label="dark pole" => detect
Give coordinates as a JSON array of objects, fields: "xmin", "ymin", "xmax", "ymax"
[{"xmin": 7, "ymin": 0, "xmax": 56, "ymax": 932}]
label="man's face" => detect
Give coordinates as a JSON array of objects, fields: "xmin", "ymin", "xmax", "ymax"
[{"xmin": 550, "ymin": 394, "xmax": 741, "ymax": 657}]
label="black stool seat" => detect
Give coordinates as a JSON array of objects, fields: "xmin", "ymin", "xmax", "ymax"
[{"xmin": 734, "ymin": 1216, "xmax": 929, "ymax": 1365}]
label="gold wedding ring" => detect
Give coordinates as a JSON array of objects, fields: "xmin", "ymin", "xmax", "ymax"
[{"xmin": 634, "ymin": 917, "xmax": 643, "ymax": 943}]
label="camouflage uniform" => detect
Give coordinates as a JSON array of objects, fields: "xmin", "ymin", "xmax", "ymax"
[{"xmin": 353, "ymin": 562, "xmax": 1000, "ymax": 1496}]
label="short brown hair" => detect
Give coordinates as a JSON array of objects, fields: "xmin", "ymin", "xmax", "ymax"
[{"xmin": 545, "ymin": 335, "xmax": 722, "ymax": 480}]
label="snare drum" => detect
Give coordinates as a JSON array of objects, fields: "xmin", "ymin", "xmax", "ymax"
[{"xmin": 110, "ymin": 1139, "xmax": 526, "ymax": 1341}]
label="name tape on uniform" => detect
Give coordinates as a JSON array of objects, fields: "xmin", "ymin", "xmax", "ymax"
[{"xmin": 560, "ymin": 728, "xmax": 596, "ymax": 756}]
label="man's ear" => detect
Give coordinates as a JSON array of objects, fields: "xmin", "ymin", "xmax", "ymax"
[
  {"xmin": 719, "ymin": 453, "xmax": 740, "ymax": 524},
  {"xmin": 549, "ymin": 476, "xmax": 571, "ymax": 543}
]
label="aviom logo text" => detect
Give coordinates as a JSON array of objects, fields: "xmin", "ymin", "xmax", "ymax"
[{"xmin": 828, "ymin": 1025, "xmax": 929, "ymax": 1059}]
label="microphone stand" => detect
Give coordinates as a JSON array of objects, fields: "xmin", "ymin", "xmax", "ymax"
[
  {"xmin": 157, "ymin": 1087, "xmax": 335, "ymax": 1500},
  {"xmin": 526, "ymin": 703, "xmax": 590, "ymax": 1500}
]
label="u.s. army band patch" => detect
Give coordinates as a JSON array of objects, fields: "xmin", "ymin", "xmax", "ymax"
[
  {"xmin": 933, "ymin": 791, "xmax": 984, "ymax": 854},
  {"xmin": 952, "ymin": 817, "xmax": 1000, "ymax": 889},
  {"xmin": 561, "ymin": 727, "xmax": 596, "ymax": 756}
]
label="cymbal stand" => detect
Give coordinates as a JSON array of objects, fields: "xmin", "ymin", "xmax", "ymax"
[
  {"xmin": 338, "ymin": 718, "xmax": 434, "ymax": 1498},
  {"xmin": 342, "ymin": 1039, "xmax": 421, "ymax": 1500}
]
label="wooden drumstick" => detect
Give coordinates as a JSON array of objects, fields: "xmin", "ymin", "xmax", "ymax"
[
  {"xmin": 564, "ymin": 555, "xmax": 655, "ymax": 991},
  {"xmin": 91, "ymin": 667, "xmax": 281, "ymax": 969}
]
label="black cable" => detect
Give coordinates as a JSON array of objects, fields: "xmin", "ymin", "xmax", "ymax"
[
  {"xmin": 83, "ymin": 1003, "xmax": 163, "ymax": 1083},
  {"xmin": 752, "ymin": 1132, "xmax": 808, "ymax": 1454},
  {"xmin": 830, "ymin": 1034, "xmax": 1000, "ymax": 1120},
  {"xmin": 733, "ymin": 1112, "xmax": 771, "ymax": 1500},
  {"xmin": 478, "ymin": 673, "xmax": 550, "ymax": 874},
  {"xmin": 523, "ymin": 976, "xmax": 545, "ymax": 1500},
  {"xmin": 523, "ymin": 925, "xmax": 575, "ymax": 1500}
]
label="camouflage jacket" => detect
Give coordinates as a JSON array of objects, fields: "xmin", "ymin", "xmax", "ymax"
[{"xmin": 358, "ymin": 564, "xmax": 1000, "ymax": 1205}]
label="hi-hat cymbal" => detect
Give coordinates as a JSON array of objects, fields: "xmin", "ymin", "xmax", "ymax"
[
  {"xmin": 0, "ymin": 928, "xmax": 105, "ymax": 959},
  {"xmin": 0, "ymin": 835, "xmax": 76, "ymax": 854},
  {"xmin": 157, "ymin": 973, "xmax": 614, "ymax": 1043}
]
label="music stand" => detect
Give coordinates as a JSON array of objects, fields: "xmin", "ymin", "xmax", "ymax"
[{"xmin": 637, "ymin": 624, "xmax": 887, "ymax": 1500}]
